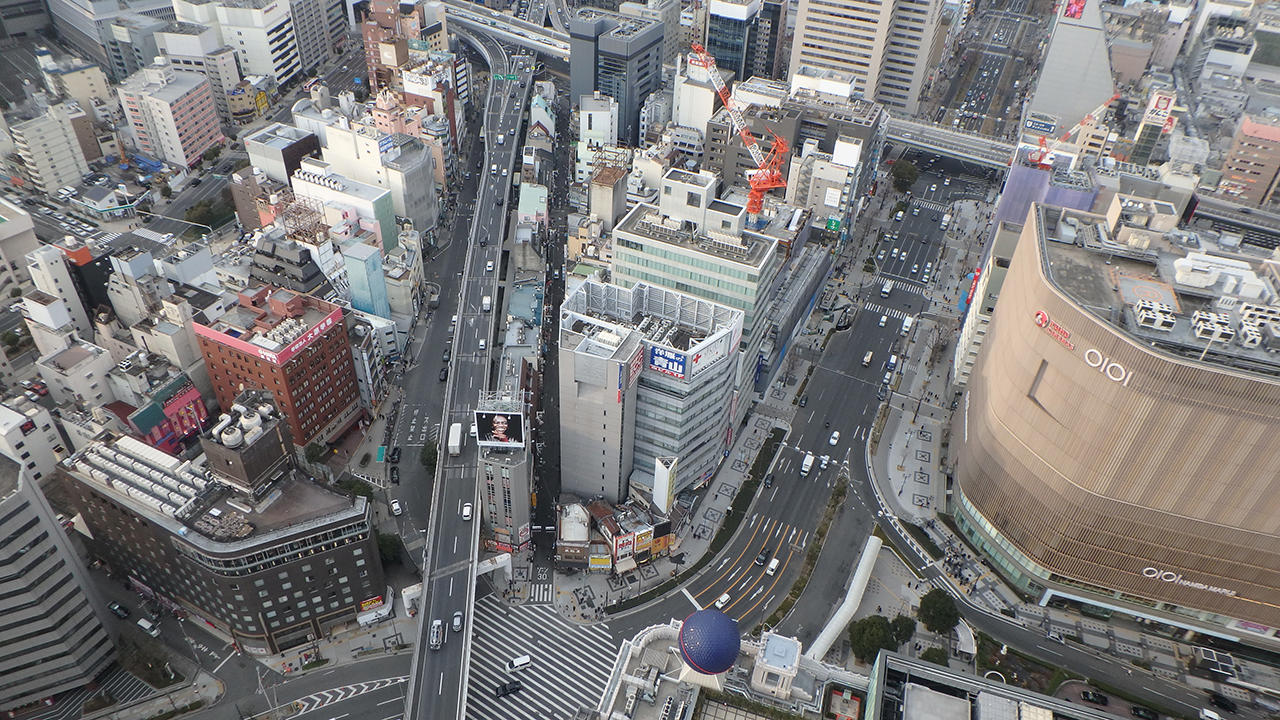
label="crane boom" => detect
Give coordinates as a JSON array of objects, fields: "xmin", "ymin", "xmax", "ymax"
[
  {"xmin": 1027, "ymin": 92, "xmax": 1121, "ymax": 166},
  {"xmin": 690, "ymin": 43, "xmax": 767, "ymax": 169}
]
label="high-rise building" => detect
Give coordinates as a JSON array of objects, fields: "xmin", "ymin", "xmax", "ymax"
[
  {"xmin": 9, "ymin": 101, "xmax": 91, "ymax": 196},
  {"xmin": 26, "ymin": 244, "xmax": 93, "ymax": 340},
  {"xmin": 569, "ymin": 8, "xmax": 664, "ymax": 145},
  {"xmin": 245, "ymin": 123, "xmax": 323, "ymax": 184},
  {"xmin": 1218, "ymin": 112, "xmax": 1280, "ymax": 206},
  {"xmin": 0, "ymin": 455, "xmax": 115, "ymax": 713},
  {"xmin": 1128, "ymin": 88, "xmax": 1178, "ymax": 165},
  {"xmin": 957, "ymin": 200, "xmax": 1280, "ymax": 641},
  {"xmin": 61, "ymin": 392, "xmax": 386, "ymax": 654},
  {"xmin": 788, "ymin": 0, "xmax": 943, "ymax": 114},
  {"xmin": 703, "ymin": 0, "xmax": 787, "ymax": 82},
  {"xmin": 704, "ymin": 72, "xmax": 885, "ymax": 221},
  {"xmin": 292, "ymin": 158, "xmax": 398, "ymax": 246},
  {"xmin": 342, "ymin": 243, "xmax": 392, "ymax": 319},
  {"xmin": 35, "ymin": 47, "xmax": 117, "ymax": 122},
  {"xmin": 559, "ymin": 279, "xmax": 742, "ymax": 502},
  {"xmin": 619, "ymin": 0, "xmax": 681, "ymax": 67},
  {"xmin": 117, "ymin": 58, "xmax": 225, "ymax": 170},
  {"xmin": 0, "ymin": 0, "xmax": 49, "ymax": 39},
  {"xmin": 103, "ymin": 13, "xmax": 167, "ymax": 81},
  {"xmin": 576, "ymin": 92, "xmax": 620, "ymax": 183},
  {"xmin": 46, "ymin": 0, "xmax": 172, "ymax": 73},
  {"xmin": 194, "ymin": 286, "xmax": 362, "ymax": 446},
  {"xmin": 172, "ymin": 0, "xmax": 301, "ymax": 86},
  {"xmin": 0, "ymin": 394, "xmax": 65, "ymax": 484},
  {"xmin": 154, "ymin": 22, "xmax": 243, "ymax": 123},
  {"xmin": 288, "ymin": 0, "xmax": 347, "ymax": 73}
]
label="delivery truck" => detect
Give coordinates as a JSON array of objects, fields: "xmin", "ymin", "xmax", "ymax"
[{"xmin": 448, "ymin": 422, "xmax": 463, "ymax": 456}]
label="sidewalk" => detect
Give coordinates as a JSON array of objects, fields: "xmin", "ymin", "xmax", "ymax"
[
  {"xmin": 546, "ymin": 355, "xmax": 817, "ymax": 624},
  {"xmin": 98, "ymin": 672, "xmax": 223, "ymax": 720},
  {"xmin": 864, "ymin": 317, "xmax": 1280, "ymax": 703},
  {"xmin": 253, "ymin": 608, "xmax": 420, "ymax": 677}
]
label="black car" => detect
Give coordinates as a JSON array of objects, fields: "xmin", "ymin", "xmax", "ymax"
[
  {"xmin": 1130, "ymin": 706, "xmax": 1158, "ymax": 720},
  {"xmin": 755, "ymin": 551, "xmax": 770, "ymax": 566},
  {"xmin": 388, "ymin": 447, "xmax": 401, "ymax": 464},
  {"xmin": 798, "ymin": 395, "xmax": 807, "ymax": 407},
  {"xmin": 1081, "ymin": 691, "xmax": 1109, "ymax": 706},
  {"xmin": 1209, "ymin": 693, "xmax": 1238, "ymax": 713},
  {"xmin": 763, "ymin": 473, "xmax": 774, "ymax": 488},
  {"xmin": 495, "ymin": 681, "xmax": 522, "ymax": 698},
  {"xmin": 108, "ymin": 601, "xmax": 130, "ymax": 619},
  {"xmin": 439, "ymin": 367, "xmax": 448, "ymax": 381},
  {"xmin": 191, "ymin": 178, "xmax": 203, "ymax": 186},
  {"xmin": 390, "ymin": 467, "xmax": 400, "ymax": 484}
]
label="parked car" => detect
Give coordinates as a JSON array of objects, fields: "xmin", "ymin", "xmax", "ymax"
[
  {"xmin": 1208, "ymin": 694, "xmax": 1237, "ymax": 713},
  {"xmin": 1130, "ymin": 706, "xmax": 1158, "ymax": 720},
  {"xmin": 1081, "ymin": 691, "xmax": 1109, "ymax": 706},
  {"xmin": 388, "ymin": 446, "xmax": 401, "ymax": 464},
  {"xmin": 390, "ymin": 499, "xmax": 403, "ymax": 516},
  {"xmin": 108, "ymin": 602, "xmax": 130, "ymax": 619},
  {"xmin": 390, "ymin": 467, "xmax": 400, "ymax": 484}
]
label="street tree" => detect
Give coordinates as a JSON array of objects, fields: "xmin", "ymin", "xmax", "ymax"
[
  {"xmin": 918, "ymin": 589, "xmax": 961, "ymax": 634},
  {"xmin": 848, "ymin": 615, "xmax": 897, "ymax": 663},
  {"xmin": 891, "ymin": 614, "xmax": 917, "ymax": 646},
  {"xmin": 891, "ymin": 161, "xmax": 919, "ymax": 192}
]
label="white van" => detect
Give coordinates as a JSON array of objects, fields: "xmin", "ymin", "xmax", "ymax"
[
  {"xmin": 862, "ymin": 351, "xmax": 873, "ymax": 367},
  {"xmin": 800, "ymin": 453, "xmax": 815, "ymax": 476},
  {"xmin": 901, "ymin": 316, "xmax": 914, "ymax": 336},
  {"xmin": 508, "ymin": 654, "xmax": 532, "ymax": 672},
  {"xmin": 887, "ymin": 354, "xmax": 898, "ymax": 371},
  {"xmin": 766, "ymin": 558, "xmax": 780, "ymax": 576},
  {"xmin": 136, "ymin": 618, "xmax": 160, "ymax": 637}
]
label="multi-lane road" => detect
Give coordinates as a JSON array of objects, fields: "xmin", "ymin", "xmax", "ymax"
[{"xmin": 404, "ymin": 36, "xmax": 534, "ymax": 720}]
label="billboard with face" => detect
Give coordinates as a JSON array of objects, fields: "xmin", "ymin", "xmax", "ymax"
[{"xmin": 475, "ymin": 411, "xmax": 525, "ymax": 448}]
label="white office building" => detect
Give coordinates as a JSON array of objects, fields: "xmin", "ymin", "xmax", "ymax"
[
  {"xmin": 559, "ymin": 279, "xmax": 742, "ymax": 503},
  {"xmin": 172, "ymin": 0, "xmax": 301, "ymax": 86},
  {"xmin": 9, "ymin": 102, "xmax": 90, "ymax": 196}
]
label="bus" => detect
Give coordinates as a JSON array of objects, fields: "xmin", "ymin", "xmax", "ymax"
[{"xmin": 881, "ymin": 281, "xmax": 894, "ymax": 298}]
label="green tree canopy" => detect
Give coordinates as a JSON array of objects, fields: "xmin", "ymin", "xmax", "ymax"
[
  {"xmin": 848, "ymin": 615, "xmax": 897, "ymax": 663},
  {"xmin": 891, "ymin": 161, "xmax": 919, "ymax": 192},
  {"xmin": 920, "ymin": 646, "xmax": 950, "ymax": 666},
  {"xmin": 890, "ymin": 614, "xmax": 917, "ymax": 646},
  {"xmin": 918, "ymin": 589, "xmax": 961, "ymax": 634}
]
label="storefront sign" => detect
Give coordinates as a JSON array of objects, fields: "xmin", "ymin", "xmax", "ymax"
[
  {"xmin": 1033, "ymin": 310, "xmax": 1075, "ymax": 350},
  {"xmin": 360, "ymin": 595, "xmax": 384, "ymax": 612},
  {"xmin": 1084, "ymin": 348, "xmax": 1134, "ymax": 386},
  {"xmin": 1142, "ymin": 567, "xmax": 1237, "ymax": 597},
  {"xmin": 1035, "ymin": 312, "xmax": 1137, "ymax": 384}
]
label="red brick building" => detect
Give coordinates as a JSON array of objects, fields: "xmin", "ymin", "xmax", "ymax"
[{"xmin": 194, "ymin": 286, "xmax": 362, "ymax": 447}]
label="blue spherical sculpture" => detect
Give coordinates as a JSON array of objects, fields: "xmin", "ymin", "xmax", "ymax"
[{"xmin": 678, "ymin": 609, "xmax": 740, "ymax": 674}]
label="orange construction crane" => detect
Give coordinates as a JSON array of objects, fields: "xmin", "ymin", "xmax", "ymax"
[
  {"xmin": 1026, "ymin": 92, "xmax": 1121, "ymax": 166},
  {"xmin": 689, "ymin": 42, "xmax": 788, "ymax": 218}
]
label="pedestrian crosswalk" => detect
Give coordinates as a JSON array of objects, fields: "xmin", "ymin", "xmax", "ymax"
[
  {"xmin": 466, "ymin": 595, "xmax": 619, "ymax": 720},
  {"xmin": 25, "ymin": 665, "xmax": 156, "ymax": 720},
  {"xmin": 910, "ymin": 198, "xmax": 948, "ymax": 213},
  {"xmin": 527, "ymin": 582, "xmax": 552, "ymax": 604},
  {"xmin": 862, "ymin": 302, "xmax": 912, "ymax": 321},
  {"xmin": 874, "ymin": 274, "xmax": 929, "ymax": 295}
]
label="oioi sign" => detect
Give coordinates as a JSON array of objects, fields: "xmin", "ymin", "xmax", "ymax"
[{"xmin": 1034, "ymin": 311, "xmax": 1135, "ymax": 386}]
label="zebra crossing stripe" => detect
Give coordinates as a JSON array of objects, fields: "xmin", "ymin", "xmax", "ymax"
[{"xmin": 466, "ymin": 597, "xmax": 619, "ymax": 720}]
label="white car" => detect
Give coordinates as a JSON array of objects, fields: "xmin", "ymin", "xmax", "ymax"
[
  {"xmin": 390, "ymin": 499, "xmax": 403, "ymax": 516},
  {"xmin": 879, "ymin": 315, "xmax": 887, "ymax": 327},
  {"xmin": 461, "ymin": 503, "xmax": 473, "ymax": 521},
  {"xmin": 485, "ymin": 260, "xmax": 494, "ymax": 272},
  {"xmin": 929, "ymin": 184, "xmax": 937, "ymax": 192},
  {"xmin": 714, "ymin": 593, "xmax": 731, "ymax": 609},
  {"xmin": 829, "ymin": 431, "xmax": 840, "ymax": 446},
  {"xmin": 911, "ymin": 264, "xmax": 919, "ymax": 275}
]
